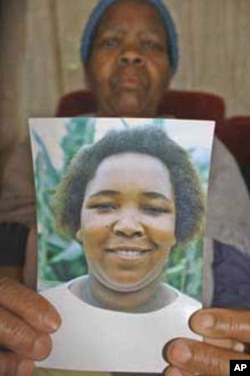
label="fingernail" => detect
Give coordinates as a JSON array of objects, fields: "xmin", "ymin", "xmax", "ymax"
[
  {"xmin": 43, "ymin": 310, "xmax": 61, "ymax": 331},
  {"xmin": 32, "ymin": 335, "xmax": 51, "ymax": 360},
  {"xmin": 168, "ymin": 341, "xmax": 192, "ymax": 364},
  {"xmin": 17, "ymin": 360, "xmax": 34, "ymax": 376},
  {"xmin": 233, "ymin": 342, "xmax": 245, "ymax": 353},
  {"xmin": 197, "ymin": 313, "xmax": 215, "ymax": 329}
]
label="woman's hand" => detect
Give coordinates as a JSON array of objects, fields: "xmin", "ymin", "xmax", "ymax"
[
  {"xmin": 0, "ymin": 277, "xmax": 61, "ymax": 376},
  {"xmin": 163, "ymin": 308, "xmax": 250, "ymax": 376}
]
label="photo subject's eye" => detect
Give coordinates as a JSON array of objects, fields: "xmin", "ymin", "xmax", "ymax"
[
  {"xmin": 143, "ymin": 206, "xmax": 169, "ymax": 215},
  {"xmin": 90, "ymin": 202, "xmax": 117, "ymax": 211}
]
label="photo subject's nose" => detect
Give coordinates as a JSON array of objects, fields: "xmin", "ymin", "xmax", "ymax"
[{"xmin": 113, "ymin": 212, "xmax": 144, "ymax": 237}]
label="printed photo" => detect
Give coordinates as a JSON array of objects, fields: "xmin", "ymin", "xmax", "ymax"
[{"xmin": 29, "ymin": 117, "xmax": 215, "ymax": 373}]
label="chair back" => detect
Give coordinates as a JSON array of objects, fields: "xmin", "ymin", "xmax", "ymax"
[{"xmin": 56, "ymin": 89, "xmax": 225, "ymax": 121}]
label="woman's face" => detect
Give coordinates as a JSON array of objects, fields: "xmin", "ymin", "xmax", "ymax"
[
  {"xmin": 86, "ymin": 0, "xmax": 171, "ymax": 117},
  {"xmin": 76, "ymin": 152, "xmax": 176, "ymax": 293}
]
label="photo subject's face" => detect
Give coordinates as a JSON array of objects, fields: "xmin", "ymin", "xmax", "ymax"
[
  {"xmin": 86, "ymin": 0, "xmax": 170, "ymax": 117},
  {"xmin": 76, "ymin": 152, "xmax": 176, "ymax": 292}
]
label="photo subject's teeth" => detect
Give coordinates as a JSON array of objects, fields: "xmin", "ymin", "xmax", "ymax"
[
  {"xmin": 113, "ymin": 250, "xmax": 148, "ymax": 258},
  {"xmin": 117, "ymin": 250, "xmax": 140, "ymax": 256}
]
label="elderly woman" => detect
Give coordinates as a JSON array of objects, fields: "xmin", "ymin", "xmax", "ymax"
[
  {"xmin": 0, "ymin": 0, "xmax": 249, "ymax": 375},
  {"xmin": 37, "ymin": 125, "xmax": 204, "ymax": 372}
]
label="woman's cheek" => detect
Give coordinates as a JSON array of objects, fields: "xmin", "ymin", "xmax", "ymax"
[
  {"xmin": 148, "ymin": 215, "xmax": 176, "ymax": 245},
  {"xmin": 81, "ymin": 212, "xmax": 115, "ymax": 243}
]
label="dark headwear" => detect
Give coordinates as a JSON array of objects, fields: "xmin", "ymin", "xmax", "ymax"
[{"xmin": 80, "ymin": 0, "xmax": 179, "ymax": 75}]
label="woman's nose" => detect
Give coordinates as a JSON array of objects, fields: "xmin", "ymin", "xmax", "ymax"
[
  {"xmin": 118, "ymin": 49, "xmax": 145, "ymax": 67},
  {"xmin": 113, "ymin": 212, "xmax": 144, "ymax": 237}
]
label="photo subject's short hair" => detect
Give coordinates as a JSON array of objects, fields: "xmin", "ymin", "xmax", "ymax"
[{"xmin": 54, "ymin": 126, "xmax": 205, "ymax": 245}]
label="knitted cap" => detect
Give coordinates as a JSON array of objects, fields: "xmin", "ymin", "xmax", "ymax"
[{"xmin": 80, "ymin": 0, "xmax": 179, "ymax": 75}]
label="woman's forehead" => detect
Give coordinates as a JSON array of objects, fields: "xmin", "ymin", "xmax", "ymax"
[
  {"xmin": 96, "ymin": 152, "xmax": 169, "ymax": 172},
  {"xmin": 84, "ymin": 152, "xmax": 173, "ymax": 199},
  {"xmin": 94, "ymin": 0, "xmax": 167, "ymax": 36}
]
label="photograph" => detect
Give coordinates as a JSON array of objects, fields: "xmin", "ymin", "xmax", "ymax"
[
  {"xmin": 1, "ymin": 1, "xmax": 250, "ymax": 376},
  {"xmin": 29, "ymin": 117, "xmax": 214, "ymax": 373}
]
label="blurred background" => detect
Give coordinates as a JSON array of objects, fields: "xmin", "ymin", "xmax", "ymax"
[{"xmin": 1, "ymin": 0, "xmax": 250, "ymax": 146}]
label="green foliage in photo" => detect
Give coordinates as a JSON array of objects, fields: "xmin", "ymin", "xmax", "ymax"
[{"xmin": 34, "ymin": 118, "xmax": 206, "ymax": 301}]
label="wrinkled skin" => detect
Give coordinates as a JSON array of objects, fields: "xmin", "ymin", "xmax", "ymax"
[
  {"xmin": 163, "ymin": 309, "xmax": 250, "ymax": 376},
  {"xmin": 0, "ymin": 276, "xmax": 61, "ymax": 376}
]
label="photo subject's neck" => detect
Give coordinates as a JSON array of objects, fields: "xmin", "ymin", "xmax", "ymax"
[{"xmin": 83, "ymin": 274, "xmax": 176, "ymax": 313}]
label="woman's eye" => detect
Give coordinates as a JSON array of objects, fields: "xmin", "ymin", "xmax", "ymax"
[
  {"xmin": 141, "ymin": 40, "xmax": 163, "ymax": 51},
  {"xmin": 91, "ymin": 203, "xmax": 117, "ymax": 211},
  {"xmin": 99, "ymin": 37, "xmax": 119, "ymax": 48},
  {"xmin": 143, "ymin": 206, "xmax": 168, "ymax": 215}
]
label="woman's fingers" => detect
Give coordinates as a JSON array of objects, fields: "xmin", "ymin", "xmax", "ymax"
[
  {"xmin": 0, "ymin": 277, "xmax": 61, "ymax": 366},
  {"xmin": 0, "ymin": 306, "xmax": 52, "ymax": 358},
  {"xmin": 0, "ymin": 353, "xmax": 34, "ymax": 376},
  {"xmin": 163, "ymin": 338, "xmax": 250, "ymax": 376},
  {"xmin": 204, "ymin": 337, "xmax": 245, "ymax": 353},
  {"xmin": 163, "ymin": 308, "xmax": 250, "ymax": 376},
  {"xmin": 189, "ymin": 308, "xmax": 250, "ymax": 343},
  {"xmin": 0, "ymin": 277, "xmax": 61, "ymax": 333}
]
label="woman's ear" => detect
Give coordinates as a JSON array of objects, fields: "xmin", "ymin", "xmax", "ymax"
[{"xmin": 75, "ymin": 229, "xmax": 82, "ymax": 242}]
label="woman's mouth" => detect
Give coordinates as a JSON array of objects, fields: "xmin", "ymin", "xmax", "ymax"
[
  {"xmin": 112, "ymin": 69, "xmax": 148, "ymax": 92},
  {"xmin": 121, "ymin": 75, "xmax": 140, "ymax": 88},
  {"xmin": 105, "ymin": 248, "xmax": 152, "ymax": 259}
]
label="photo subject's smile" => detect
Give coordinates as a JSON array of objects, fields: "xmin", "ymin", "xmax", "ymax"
[
  {"xmin": 106, "ymin": 248, "xmax": 152, "ymax": 256},
  {"xmin": 105, "ymin": 246, "xmax": 154, "ymax": 261}
]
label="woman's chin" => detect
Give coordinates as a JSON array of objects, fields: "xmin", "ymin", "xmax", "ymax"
[
  {"xmin": 112, "ymin": 95, "xmax": 151, "ymax": 118},
  {"xmin": 97, "ymin": 273, "xmax": 157, "ymax": 294}
]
